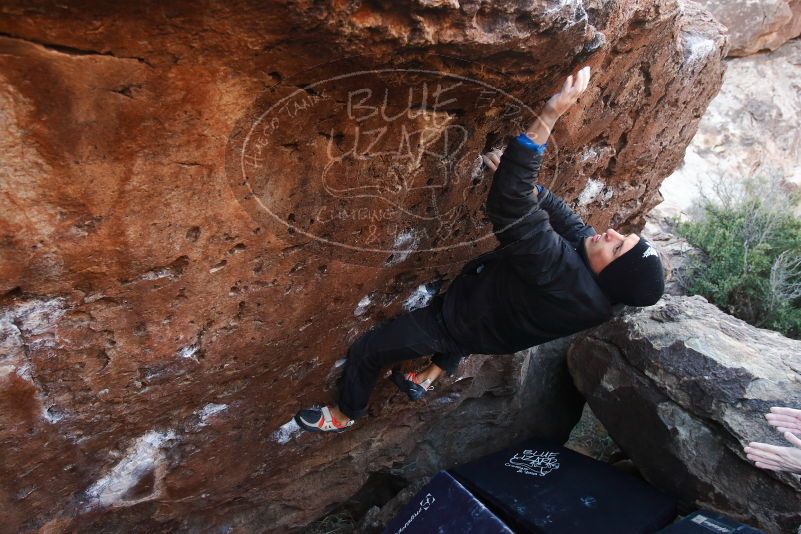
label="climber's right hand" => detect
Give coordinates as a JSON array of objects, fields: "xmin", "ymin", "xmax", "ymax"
[
  {"xmin": 544, "ymin": 65, "xmax": 591, "ymax": 118},
  {"xmin": 524, "ymin": 66, "xmax": 591, "ymax": 145}
]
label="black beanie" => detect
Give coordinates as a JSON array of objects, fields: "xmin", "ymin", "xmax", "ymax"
[{"xmin": 597, "ymin": 237, "xmax": 665, "ymax": 306}]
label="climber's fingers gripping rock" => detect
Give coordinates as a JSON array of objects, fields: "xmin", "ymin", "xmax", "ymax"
[
  {"xmin": 545, "ymin": 65, "xmax": 591, "ymax": 117},
  {"xmin": 480, "ymin": 66, "xmax": 591, "ymax": 174},
  {"xmin": 481, "ymin": 147, "xmax": 504, "ymax": 172}
]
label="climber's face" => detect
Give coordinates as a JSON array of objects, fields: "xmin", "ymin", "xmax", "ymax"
[{"xmin": 584, "ymin": 229, "xmax": 639, "ymax": 275}]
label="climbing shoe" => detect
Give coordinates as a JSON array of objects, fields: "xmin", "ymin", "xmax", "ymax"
[
  {"xmin": 390, "ymin": 370, "xmax": 433, "ymax": 401},
  {"xmin": 294, "ymin": 405, "xmax": 354, "ymax": 433}
]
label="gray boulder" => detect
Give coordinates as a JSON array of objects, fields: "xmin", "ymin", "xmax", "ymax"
[{"xmin": 568, "ymin": 295, "xmax": 801, "ymax": 533}]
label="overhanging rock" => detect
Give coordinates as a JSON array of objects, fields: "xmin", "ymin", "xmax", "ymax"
[{"xmin": 0, "ymin": 0, "xmax": 726, "ymax": 531}]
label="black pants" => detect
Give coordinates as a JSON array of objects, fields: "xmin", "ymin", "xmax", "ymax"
[{"xmin": 337, "ymin": 294, "xmax": 470, "ymax": 420}]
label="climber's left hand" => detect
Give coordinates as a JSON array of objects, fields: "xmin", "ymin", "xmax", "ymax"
[
  {"xmin": 744, "ymin": 432, "xmax": 801, "ymax": 473},
  {"xmin": 481, "ymin": 147, "xmax": 503, "ymax": 172}
]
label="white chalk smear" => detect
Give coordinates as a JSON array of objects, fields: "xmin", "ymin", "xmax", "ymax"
[
  {"xmin": 354, "ymin": 295, "xmax": 372, "ymax": 317},
  {"xmin": 140, "ymin": 268, "xmax": 173, "ymax": 281},
  {"xmin": 85, "ymin": 430, "xmax": 176, "ymax": 508},
  {"xmin": 580, "ymin": 146, "xmax": 599, "ymax": 162},
  {"xmin": 196, "ymin": 403, "xmax": 228, "ymax": 427},
  {"xmin": 42, "ymin": 405, "xmax": 64, "ymax": 424},
  {"xmin": 0, "ymin": 319, "xmax": 22, "ymax": 358},
  {"xmin": 403, "ymin": 284, "xmax": 437, "ymax": 311},
  {"xmin": 431, "ymin": 393, "xmax": 460, "ymax": 406},
  {"xmin": 545, "ymin": 0, "xmax": 586, "ymax": 20},
  {"xmin": 0, "ymin": 299, "xmax": 67, "ymax": 422},
  {"xmin": 682, "ymin": 34, "xmax": 715, "ymax": 66},
  {"xmin": 0, "ymin": 364, "xmax": 15, "ymax": 379},
  {"xmin": 345, "ymin": 326, "xmax": 361, "ymax": 342},
  {"xmin": 577, "ymin": 178, "xmax": 604, "ymax": 207},
  {"xmin": 177, "ymin": 344, "xmax": 199, "ymax": 361},
  {"xmin": 1, "ymin": 297, "xmax": 67, "ymax": 336},
  {"xmin": 271, "ymin": 418, "xmax": 302, "ymax": 445},
  {"xmin": 15, "ymin": 363, "xmax": 33, "ymax": 382},
  {"xmin": 334, "ymin": 358, "xmax": 346, "ymax": 368},
  {"xmin": 470, "ymin": 154, "xmax": 485, "ymax": 183},
  {"xmin": 386, "ymin": 230, "xmax": 420, "ymax": 266}
]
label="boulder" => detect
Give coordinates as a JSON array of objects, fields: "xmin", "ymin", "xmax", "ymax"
[
  {"xmin": 659, "ymin": 40, "xmax": 801, "ymax": 214},
  {"xmin": 0, "ymin": 0, "xmax": 726, "ymax": 530},
  {"xmin": 696, "ymin": 0, "xmax": 801, "ymax": 56},
  {"xmin": 568, "ymin": 295, "xmax": 801, "ymax": 533}
]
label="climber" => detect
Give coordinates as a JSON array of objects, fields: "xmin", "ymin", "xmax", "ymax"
[{"xmin": 295, "ymin": 65, "xmax": 666, "ymax": 433}]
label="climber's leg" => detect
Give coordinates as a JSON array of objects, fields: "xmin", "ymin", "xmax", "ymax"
[
  {"xmin": 385, "ymin": 352, "xmax": 462, "ymax": 402},
  {"xmin": 414, "ymin": 361, "xmax": 445, "ymax": 384},
  {"xmin": 295, "ymin": 405, "xmax": 355, "ymax": 433},
  {"xmin": 336, "ymin": 303, "xmax": 447, "ymax": 420},
  {"xmin": 431, "ymin": 351, "xmax": 465, "ymax": 377},
  {"xmin": 389, "ymin": 361, "xmax": 445, "ymax": 401},
  {"xmin": 294, "ymin": 294, "xmax": 468, "ymax": 432}
]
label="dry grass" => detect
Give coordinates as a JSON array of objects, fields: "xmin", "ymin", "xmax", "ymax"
[{"xmin": 303, "ymin": 510, "xmax": 357, "ymax": 534}]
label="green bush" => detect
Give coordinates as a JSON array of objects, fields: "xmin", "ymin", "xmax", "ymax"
[{"xmin": 675, "ymin": 176, "xmax": 801, "ymax": 339}]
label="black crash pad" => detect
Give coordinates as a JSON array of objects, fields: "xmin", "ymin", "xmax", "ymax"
[
  {"xmin": 383, "ymin": 471, "xmax": 513, "ymax": 534},
  {"xmin": 657, "ymin": 510, "xmax": 764, "ymax": 533},
  {"xmin": 448, "ymin": 437, "xmax": 677, "ymax": 533}
]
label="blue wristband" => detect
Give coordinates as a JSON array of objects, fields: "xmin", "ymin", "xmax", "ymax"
[{"xmin": 515, "ymin": 132, "xmax": 547, "ymax": 154}]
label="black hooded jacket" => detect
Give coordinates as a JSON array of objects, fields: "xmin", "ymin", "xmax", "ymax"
[{"xmin": 441, "ymin": 135, "xmax": 613, "ymax": 355}]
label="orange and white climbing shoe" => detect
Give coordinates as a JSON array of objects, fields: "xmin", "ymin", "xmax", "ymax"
[
  {"xmin": 294, "ymin": 405, "xmax": 354, "ymax": 433},
  {"xmin": 390, "ymin": 370, "xmax": 434, "ymax": 401}
]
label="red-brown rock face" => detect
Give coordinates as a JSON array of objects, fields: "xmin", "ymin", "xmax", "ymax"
[{"xmin": 0, "ymin": 1, "xmax": 725, "ymax": 531}]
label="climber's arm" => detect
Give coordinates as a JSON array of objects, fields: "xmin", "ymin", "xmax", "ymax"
[
  {"xmin": 483, "ymin": 145, "xmax": 594, "ymax": 246},
  {"xmin": 482, "ymin": 66, "xmax": 592, "ymax": 248},
  {"xmin": 537, "ymin": 187, "xmax": 596, "ymax": 246},
  {"xmin": 484, "ymin": 134, "xmax": 549, "ymax": 247},
  {"xmin": 484, "ymin": 138, "xmax": 574, "ymax": 283}
]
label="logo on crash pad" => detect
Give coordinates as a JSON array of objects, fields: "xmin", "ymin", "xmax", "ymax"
[
  {"xmin": 393, "ymin": 492, "xmax": 437, "ymax": 534},
  {"xmin": 419, "ymin": 493, "xmax": 435, "ymax": 510},
  {"xmin": 505, "ymin": 449, "xmax": 560, "ymax": 477}
]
